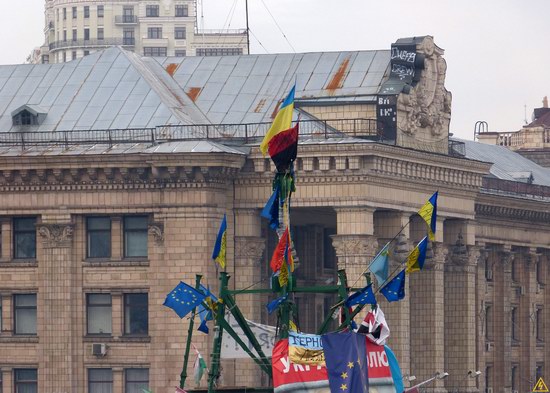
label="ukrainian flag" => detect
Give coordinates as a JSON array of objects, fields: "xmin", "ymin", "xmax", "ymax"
[
  {"xmin": 418, "ymin": 191, "xmax": 438, "ymax": 240},
  {"xmin": 212, "ymin": 214, "xmax": 227, "ymax": 269},
  {"xmin": 405, "ymin": 236, "xmax": 428, "ymax": 273},
  {"xmin": 260, "ymin": 85, "xmax": 295, "ymax": 156}
]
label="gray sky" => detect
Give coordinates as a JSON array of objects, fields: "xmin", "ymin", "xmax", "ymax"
[{"xmin": 0, "ymin": 0, "xmax": 548, "ymax": 140}]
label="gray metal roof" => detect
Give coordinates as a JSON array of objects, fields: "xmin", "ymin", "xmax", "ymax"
[
  {"xmin": 461, "ymin": 138, "xmax": 550, "ymax": 186},
  {"xmin": 0, "ymin": 47, "xmax": 208, "ymax": 133},
  {"xmin": 157, "ymin": 50, "xmax": 390, "ymax": 125}
]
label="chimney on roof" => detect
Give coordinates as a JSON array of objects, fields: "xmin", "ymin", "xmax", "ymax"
[{"xmin": 543, "ymin": 96, "xmax": 548, "ymax": 108}]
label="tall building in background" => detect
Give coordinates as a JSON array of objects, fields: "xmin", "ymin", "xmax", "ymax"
[{"xmin": 35, "ymin": 0, "xmax": 248, "ymax": 64}]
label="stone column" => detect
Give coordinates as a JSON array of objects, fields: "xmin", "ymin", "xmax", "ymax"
[
  {"xmin": 476, "ymin": 245, "xmax": 489, "ymax": 393},
  {"xmin": 1, "ymin": 368, "xmax": 12, "ymax": 393},
  {"xmin": 0, "ymin": 219, "xmax": 11, "ymax": 260},
  {"xmin": 409, "ymin": 241, "xmax": 447, "ymax": 393},
  {"xmin": 445, "ymin": 234, "xmax": 479, "ymax": 393},
  {"xmin": 518, "ymin": 250, "xmax": 537, "ymax": 393},
  {"xmin": 113, "ymin": 367, "xmax": 124, "ymax": 393},
  {"xmin": 543, "ymin": 251, "xmax": 550, "ymax": 385},
  {"xmin": 36, "ymin": 217, "xmax": 76, "ymax": 393},
  {"xmin": 233, "ymin": 209, "xmax": 266, "ymax": 388},
  {"xmin": 492, "ymin": 247, "xmax": 513, "ymax": 393}
]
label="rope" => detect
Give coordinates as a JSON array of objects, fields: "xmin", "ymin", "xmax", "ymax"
[{"xmin": 260, "ymin": 0, "xmax": 296, "ymax": 52}]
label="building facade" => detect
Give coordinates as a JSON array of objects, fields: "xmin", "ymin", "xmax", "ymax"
[
  {"xmin": 36, "ymin": 0, "xmax": 247, "ymax": 64},
  {"xmin": 0, "ymin": 37, "xmax": 549, "ymax": 393}
]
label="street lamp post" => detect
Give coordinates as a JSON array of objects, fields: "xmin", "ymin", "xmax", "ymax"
[{"xmin": 405, "ymin": 371, "xmax": 449, "ymax": 393}]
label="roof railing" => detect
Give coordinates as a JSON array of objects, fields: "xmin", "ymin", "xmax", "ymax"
[{"xmin": 0, "ymin": 119, "xmax": 383, "ymax": 148}]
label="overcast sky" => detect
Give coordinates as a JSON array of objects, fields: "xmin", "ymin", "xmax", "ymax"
[{"xmin": 0, "ymin": 0, "xmax": 548, "ymax": 140}]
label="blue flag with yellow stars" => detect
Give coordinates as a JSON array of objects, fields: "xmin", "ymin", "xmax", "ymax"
[
  {"xmin": 344, "ymin": 284, "xmax": 376, "ymax": 307},
  {"xmin": 321, "ymin": 331, "xmax": 369, "ymax": 393},
  {"xmin": 163, "ymin": 281, "xmax": 206, "ymax": 319},
  {"xmin": 380, "ymin": 269, "xmax": 406, "ymax": 302}
]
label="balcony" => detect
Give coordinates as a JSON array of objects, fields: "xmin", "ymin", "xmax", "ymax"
[
  {"xmin": 49, "ymin": 38, "xmax": 135, "ymax": 51},
  {"xmin": 115, "ymin": 15, "xmax": 138, "ymax": 25}
]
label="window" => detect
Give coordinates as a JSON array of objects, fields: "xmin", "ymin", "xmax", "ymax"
[
  {"xmin": 84, "ymin": 6, "xmax": 90, "ymax": 18},
  {"xmin": 485, "ymin": 366, "xmax": 492, "ymax": 393},
  {"xmin": 13, "ymin": 110, "xmax": 37, "ymax": 126},
  {"xmin": 174, "ymin": 27, "xmax": 186, "ymax": 40},
  {"xmin": 147, "ymin": 27, "xmax": 162, "ymax": 39},
  {"xmin": 485, "ymin": 304, "xmax": 493, "ymax": 340},
  {"xmin": 511, "ymin": 306, "xmax": 518, "ymax": 342},
  {"xmin": 124, "ymin": 293, "xmax": 148, "ymax": 335},
  {"xmin": 123, "ymin": 6, "xmax": 134, "ymax": 23},
  {"xmin": 511, "ymin": 365, "xmax": 518, "ymax": 392},
  {"xmin": 536, "ymin": 364, "xmax": 544, "ymax": 381},
  {"xmin": 62, "ymin": 52, "xmax": 67, "ymax": 63},
  {"xmin": 63, "ymin": 30, "xmax": 67, "ymax": 42},
  {"xmin": 72, "ymin": 51, "xmax": 77, "ymax": 60},
  {"xmin": 146, "ymin": 5, "xmax": 159, "ymax": 17},
  {"xmin": 87, "ymin": 294, "xmax": 111, "ymax": 335},
  {"xmin": 88, "ymin": 369, "xmax": 113, "ymax": 393},
  {"xmin": 87, "ymin": 217, "xmax": 111, "ymax": 258},
  {"xmin": 196, "ymin": 48, "xmax": 243, "ymax": 56},
  {"xmin": 143, "ymin": 47, "xmax": 167, "ymax": 57},
  {"xmin": 13, "ymin": 217, "xmax": 36, "ymax": 259},
  {"xmin": 175, "ymin": 4, "xmax": 188, "ymax": 17},
  {"xmin": 511, "ymin": 258, "xmax": 518, "ymax": 282},
  {"xmin": 536, "ymin": 259, "xmax": 543, "ymax": 284},
  {"xmin": 125, "ymin": 369, "xmax": 149, "ymax": 393},
  {"xmin": 97, "ymin": 28, "xmax": 104, "ymax": 40},
  {"xmin": 14, "ymin": 294, "xmax": 37, "ymax": 335},
  {"xmin": 536, "ymin": 307, "xmax": 543, "ymax": 342},
  {"xmin": 72, "ymin": 29, "xmax": 77, "ymax": 41},
  {"xmin": 84, "ymin": 50, "xmax": 90, "ymax": 56},
  {"xmin": 72, "ymin": 6, "xmax": 77, "ymax": 19},
  {"xmin": 63, "ymin": 8, "xmax": 66, "ymax": 20},
  {"xmin": 123, "ymin": 29, "xmax": 135, "ymax": 45},
  {"xmin": 485, "ymin": 259, "xmax": 493, "ymax": 281},
  {"xmin": 14, "ymin": 369, "xmax": 37, "ymax": 393},
  {"xmin": 84, "ymin": 28, "xmax": 90, "ymax": 41},
  {"xmin": 97, "ymin": 5, "xmax": 104, "ymax": 18},
  {"xmin": 175, "ymin": 50, "xmax": 186, "ymax": 57},
  {"xmin": 124, "ymin": 216, "xmax": 148, "ymax": 257}
]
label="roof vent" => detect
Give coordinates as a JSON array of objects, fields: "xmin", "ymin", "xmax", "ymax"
[{"xmin": 11, "ymin": 104, "xmax": 47, "ymax": 126}]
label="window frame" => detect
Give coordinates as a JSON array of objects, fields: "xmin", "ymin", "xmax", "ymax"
[
  {"xmin": 143, "ymin": 47, "xmax": 167, "ymax": 57},
  {"xmin": 13, "ymin": 294, "xmax": 37, "ymax": 336},
  {"xmin": 13, "ymin": 217, "xmax": 37, "ymax": 260},
  {"xmin": 72, "ymin": 28, "xmax": 77, "ymax": 41},
  {"xmin": 86, "ymin": 293, "xmax": 112, "ymax": 336},
  {"xmin": 72, "ymin": 6, "xmax": 77, "ymax": 19},
  {"xmin": 125, "ymin": 368, "xmax": 149, "ymax": 393},
  {"xmin": 63, "ymin": 7, "xmax": 66, "ymax": 20},
  {"xmin": 14, "ymin": 369, "xmax": 38, "ymax": 393},
  {"xmin": 84, "ymin": 5, "xmax": 90, "ymax": 18},
  {"xmin": 124, "ymin": 293, "xmax": 148, "ymax": 336},
  {"xmin": 88, "ymin": 368, "xmax": 113, "ymax": 393},
  {"xmin": 145, "ymin": 5, "xmax": 159, "ymax": 17},
  {"xmin": 175, "ymin": 50, "xmax": 186, "ymax": 57},
  {"xmin": 147, "ymin": 27, "xmax": 162, "ymax": 39},
  {"xmin": 86, "ymin": 216, "xmax": 112, "ymax": 259},
  {"xmin": 175, "ymin": 4, "xmax": 188, "ymax": 17},
  {"xmin": 123, "ymin": 216, "xmax": 148, "ymax": 258},
  {"xmin": 84, "ymin": 28, "xmax": 90, "ymax": 41},
  {"xmin": 97, "ymin": 27, "xmax": 104, "ymax": 41},
  {"xmin": 97, "ymin": 5, "xmax": 104, "ymax": 18},
  {"xmin": 174, "ymin": 26, "xmax": 186, "ymax": 40}
]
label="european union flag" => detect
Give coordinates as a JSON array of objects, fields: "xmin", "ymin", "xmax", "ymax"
[
  {"xmin": 261, "ymin": 185, "xmax": 280, "ymax": 230},
  {"xmin": 212, "ymin": 214, "xmax": 227, "ymax": 269},
  {"xmin": 266, "ymin": 294, "xmax": 288, "ymax": 315},
  {"xmin": 405, "ymin": 236, "xmax": 428, "ymax": 273},
  {"xmin": 344, "ymin": 284, "xmax": 376, "ymax": 307},
  {"xmin": 163, "ymin": 281, "xmax": 206, "ymax": 318},
  {"xmin": 380, "ymin": 269, "xmax": 406, "ymax": 302},
  {"xmin": 321, "ymin": 332, "xmax": 369, "ymax": 393}
]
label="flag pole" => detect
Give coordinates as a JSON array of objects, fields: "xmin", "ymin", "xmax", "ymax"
[{"xmin": 180, "ymin": 274, "xmax": 203, "ymax": 389}]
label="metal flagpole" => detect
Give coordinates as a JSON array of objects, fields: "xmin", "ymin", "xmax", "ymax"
[{"xmin": 180, "ymin": 274, "xmax": 203, "ymax": 389}]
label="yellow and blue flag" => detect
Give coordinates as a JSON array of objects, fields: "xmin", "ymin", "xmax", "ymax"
[
  {"xmin": 197, "ymin": 284, "xmax": 217, "ymax": 334},
  {"xmin": 163, "ymin": 281, "xmax": 206, "ymax": 318},
  {"xmin": 368, "ymin": 242, "xmax": 390, "ymax": 286},
  {"xmin": 405, "ymin": 236, "xmax": 428, "ymax": 273},
  {"xmin": 380, "ymin": 269, "xmax": 406, "ymax": 302},
  {"xmin": 260, "ymin": 85, "xmax": 295, "ymax": 156},
  {"xmin": 212, "ymin": 214, "xmax": 227, "ymax": 269},
  {"xmin": 418, "ymin": 191, "xmax": 438, "ymax": 240},
  {"xmin": 321, "ymin": 332, "xmax": 369, "ymax": 393}
]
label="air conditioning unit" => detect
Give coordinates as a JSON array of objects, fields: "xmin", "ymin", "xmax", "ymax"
[
  {"xmin": 516, "ymin": 286, "xmax": 525, "ymax": 296},
  {"xmin": 485, "ymin": 342, "xmax": 493, "ymax": 352},
  {"xmin": 92, "ymin": 343, "xmax": 107, "ymax": 357},
  {"xmin": 536, "ymin": 283, "xmax": 542, "ymax": 294},
  {"xmin": 486, "ymin": 388, "xmax": 493, "ymax": 393},
  {"xmin": 486, "ymin": 269, "xmax": 493, "ymax": 281}
]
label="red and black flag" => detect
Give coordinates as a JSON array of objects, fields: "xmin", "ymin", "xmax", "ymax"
[{"xmin": 267, "ymin": 123, "xmax": 299, "ymax": 172}]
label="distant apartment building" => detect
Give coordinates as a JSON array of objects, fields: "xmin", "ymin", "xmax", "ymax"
[{"xmin": 35, "ymin": 0, "xmax": 248, "ymax": 63}]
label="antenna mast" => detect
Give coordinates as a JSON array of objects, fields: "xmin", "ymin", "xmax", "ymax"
[{"xmin": 245, "ymin": 0, "xmax": 250, "ymax": 54}]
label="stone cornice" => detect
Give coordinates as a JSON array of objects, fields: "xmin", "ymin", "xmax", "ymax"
[
  {"xmin": 476, "ymin": 203, "xmax": 550, "ymax": 223},
  {"xmin": 0, "ymin": 165, "xmax": 241, "ymax": 192}
]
